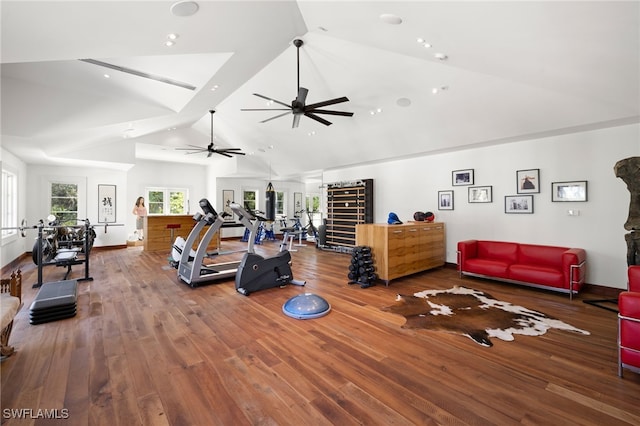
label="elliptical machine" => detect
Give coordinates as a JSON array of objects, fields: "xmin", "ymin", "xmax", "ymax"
[{"xmin": 230, "ymin": 203, "xmax": 306, "ymax": 296}]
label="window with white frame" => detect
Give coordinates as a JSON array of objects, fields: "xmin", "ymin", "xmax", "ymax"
[
  {"xmin": 50, "ymin": 182, "xmax": 78, "ymax": 225},
  {"xmin": 243, "ymin": 190, "xmax": 258, "ymax": 211},
  {"xmin": 275, "ymin": 191, "xmax": 285, "ymax": 216},
  {"xmin": 1, "ymin": 169, "xmax": 17, "ymax": 239},
  {"xmin": 146, "ymin": 188, "xmax": 189, "ymax": 215}
]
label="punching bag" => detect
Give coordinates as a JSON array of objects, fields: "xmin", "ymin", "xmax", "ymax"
[{"xmin": 265, "ymin": 182, "xmax": 275, "ymax": 221}]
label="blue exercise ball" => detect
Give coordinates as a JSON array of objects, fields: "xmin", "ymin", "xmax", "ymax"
[{"xmin": 282, "ymin": 293, "xmax": 331, "ymax": 319}]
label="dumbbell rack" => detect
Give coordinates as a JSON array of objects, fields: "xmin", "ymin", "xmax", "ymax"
[{"xmin": 348, "ymin": 246, "xmax": 376, "ymax": 288}]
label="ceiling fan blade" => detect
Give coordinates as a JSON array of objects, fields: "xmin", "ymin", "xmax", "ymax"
[
  {"xmin": 304, "ymin": 112, "xmax": 332, "ymax": 126},
  {"xmin": 180, "ymin": 150, "xmax": 208, "ymax": 154},
  {"xmin": 207, "ymin": 151, "xmax": 213, "ymax": 158},
  {"xmin": 305, "ymin": 96, "xmax": 350, "ymax": 110},
  {"xmin": 217, "ymin": 147, "xmax": 243, "ymax": 151},
  {"xmin": 252, "ymin": 93, "xmax": 291, "ymax": 109},
  {"xmin": 307, "ymin": 109, "xmax": 354, "ymax": 117},
  {"xmin": 260, "ymin": 111, "xmax": 291, "ymax": 123},
  {"xmin": 241, "ymin": 108, "xmax": 291, "ymax": 111},
  {"xmin": 176, "ymin": 144, "xmax": 207, "ymax": 151},
  {"xmin": 296, "ymin": 87, "xmax": 308, "ymax": 105},
  {"xmin": 292, "ymin": 114, "xmax": 301, "ymax": 128},
  {"xmin": 216, "ymin": 151, "xmax": 233, "ymax": 158}
]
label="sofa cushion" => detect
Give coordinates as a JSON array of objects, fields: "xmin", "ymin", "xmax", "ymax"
[
  {"xmin": 508, "ymin": 264, "xmax": 565, "ymax": 287},
  {"xmin": 463, "ymin": 258, "xmax": 510, "ymax": 278},
  {"xmin": 477, "ymin": 241, "xmax": 518, "ymax": 264},
  {"xmin": 518, "ymin": 244, "xmax": 566, "ymax": 269}
]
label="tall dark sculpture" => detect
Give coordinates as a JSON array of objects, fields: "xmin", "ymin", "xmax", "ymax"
[{"xmin": 615, "ymin": 157, "xmax": 640, "ymax": 266}]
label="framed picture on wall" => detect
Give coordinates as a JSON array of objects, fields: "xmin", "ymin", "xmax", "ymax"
[
  {"xmin": 517, "ymin": 169, "xmax": 540, "ymax": 194},
  {"xmin": 505, "ymin": 195, "xmax": 534, "ymax": 214},
  {"xmin": 468, "ymin": 186, "xmax": 493, "ymax": 203},
  {"xmin": 98, "ymin": 184, "xmax": 116, "ymax": 223},
  {"xmin": 222, "ymin": 190, "xmax": 234, "ymax": 220},
  {"xmin": 452, "ymin": 169, "xmax": 474, "ymax": 186},
  {"xmin": 551, "ymin": 181, "xmax": 588, "ymax": 202},
  {"xmin": 438, "ymin": 190, "xmax": 454, "ymax": 210}
]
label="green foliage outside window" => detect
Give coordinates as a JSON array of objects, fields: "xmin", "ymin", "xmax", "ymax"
[
  {"xmin": 243, "ymin": 191, "xmax": 256, "ymax": 211},
  {"xmin": 148, "ymin": 191, "xmax": 164, "ymax": 214},
  {"xmin": 170, "ymin": 191, "xmax": 184, "ymax": 214},
  {"xmin": 51, "ymin": 183, "xmax": 78, "ymax": 225}
]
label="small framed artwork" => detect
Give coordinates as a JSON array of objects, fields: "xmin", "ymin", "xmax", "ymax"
[
  {"xmin": 468, "ymin": 186, "xmax": 492, "ymax": 203},
  {"xmin": 505, "ymin": 195, "xmax": 534, "ymax": 214},
  {"xmin": 452, "ymin": 169, "xmax": 474, "ymax": 186},
  {"xmin": 222, "ymin": 190, "xmax": 235, "ymax": 220},
  {"xmin": 98, "ymin": 184, "xmax": 116, "ymax": 223},
  {"xmin": 517, "ymin": 169, "xmax": 540, "ymax": 194},
  {"xmin": 552, "ymin": 181, "xmax": 588, "ymax": 202},
  {"xmin": 438, "ymin": 190, "xmax": 454, "ymax": 210}
]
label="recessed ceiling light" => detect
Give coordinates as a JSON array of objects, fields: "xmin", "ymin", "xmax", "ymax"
[
  {"xmin": 379, "ymin": 13, "xmax": 402, "ymax": 25},
  {"xmin": 167, "ymin": 33, "xmax": 179, "ymax": 40},
  {"xmin": 211, "ymin": 84, "xmax": 219, "ymax": 91},
  {"xmin": 103, "ymin": 74, "xmax": 110, "ymax": 79},
  {"xmin": 170, "ymin": 1, "xmax": 199, "ymax": 17},
  {"xmin": 434, "ymin": 52, "xmax": 448, "ymax": 60},
  {"xmin": 165, "ymin": 40, "xmax": 175, "ymax": 47}
]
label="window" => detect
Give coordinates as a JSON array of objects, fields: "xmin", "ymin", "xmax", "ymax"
[
  {"xmin": 146, "ymin": 188, "xmax": 189, "ymax": 215},
  {"xmin": 1, "ymin": 169, "xmax": 17, "ymax": 239},
  {"xmin": 306, "ymin": 194, "xmax": 322, "ymax": 225},
  {"xmin": 243, "ymin": 190, "xmax": 257, "ymax": 211},
  {"xmin": 276, "ymin": 191, "xmax": 285, "ymax": 216},
  {"xmin": 51, "ymin": 182, "xmax": 78, "ymax": 225}
]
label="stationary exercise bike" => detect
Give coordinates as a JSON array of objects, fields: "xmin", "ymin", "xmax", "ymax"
[{"xmin": 231, "ymin": 203, "xmax": 306, "ymax": 296}]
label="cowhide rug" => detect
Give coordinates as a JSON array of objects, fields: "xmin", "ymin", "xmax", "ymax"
[{"xmin": 382, "ymin": 286, "xmax": 590, "ymax": 347}]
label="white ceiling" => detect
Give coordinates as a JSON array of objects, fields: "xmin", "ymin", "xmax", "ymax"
[{"xmin": 2, "ymin": 1, "xmax": 638, "ymax": 181}]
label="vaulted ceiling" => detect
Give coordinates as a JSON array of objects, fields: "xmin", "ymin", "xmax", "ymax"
[{"xmin": 2, "ymin": 1, "xmax": 638, "ymax": 181}]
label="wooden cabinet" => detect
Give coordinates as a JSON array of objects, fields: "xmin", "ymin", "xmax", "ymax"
[
  {"xmin": 325, "ymin": 179, "xmax": 373, "ymax": 249},
  {"xmin": 355, "ymin": 222, "xmax": 445, "ymax": 284},
  {"xmin": 144, "ymin": 215, "xmax": 219, "ymax": 252}
]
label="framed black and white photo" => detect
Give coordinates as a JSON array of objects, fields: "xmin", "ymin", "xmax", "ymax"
[
  {"xmin": 551, "ymin": 181, "xmax": 588, "ymax": 202},
  {"xmin": 468, "ymin": 186, "xmax": 492, "ymax": 203},
  {"xmin": 438, "ymin": 190, "xmax": 454, "ymax": 210},
  {"xmin": 452, "ymin": 169, "xmax": 474, "ymax": 186},
  {"xmin": 222, "ymin": 190, "xmax": 234, "ymax": 220},
  {"xmin": 517, "ymin": 169, "xmax": 540, "ymax": 194},
  {"xmin": 505, "ymin": 195, "xmax": 534, "ymax": 214},
  {"xmin": 98, "ymin": 184, "xmax": 116, "ymax": 223}
]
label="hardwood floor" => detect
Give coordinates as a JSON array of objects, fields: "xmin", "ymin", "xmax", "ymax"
[{"xmin": 2, "ymin": 240, "xmax": 640, "ymax": 425}]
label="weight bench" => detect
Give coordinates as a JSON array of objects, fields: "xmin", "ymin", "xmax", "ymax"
[
  {"xmin": 53, "ymin": 249, "xmax": 83, "ymax": 280},
  {"xmin": 29, "ymin": 279, "xmax": 78, "ymax": 325}
]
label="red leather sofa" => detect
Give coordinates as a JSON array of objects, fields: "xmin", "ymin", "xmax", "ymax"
[
  {"xmin": 619, "ymin": 265, "xmax": 640, "ymax": 377},
  {"xmin": 457, "ymin": 240, "xmax": 586, "ymax": 298}
]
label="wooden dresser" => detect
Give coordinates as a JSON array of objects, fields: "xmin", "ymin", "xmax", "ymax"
[
  {"xmin": 355, "ymin": 222, "xmax": 445, "ymax": 284},
  {"xmin": 144, "ymin": 215, "xmax": 220, "ymax": 252}
]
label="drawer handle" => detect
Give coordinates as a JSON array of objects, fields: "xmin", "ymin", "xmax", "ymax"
[
  {"xmin": 409, "ymin": 229, "xmax": 417, "ymax": 232},
  {"xmin": 393, "ymin": 230, "xmax": 403, "ymax": 234}
]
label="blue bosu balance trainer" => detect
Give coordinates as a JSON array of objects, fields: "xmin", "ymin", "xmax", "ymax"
[{"xmin": 282, "ymin": 293, "xmax": 331, "ymax": 319}]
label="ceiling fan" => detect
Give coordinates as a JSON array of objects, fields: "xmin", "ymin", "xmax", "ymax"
[
  {"xmin": 241, "ymin": 39, "xmax": 354, "ymax": 128},
  {"xmin": 176, "ymin": 110, "xmax": 246, "ymax": 158}
]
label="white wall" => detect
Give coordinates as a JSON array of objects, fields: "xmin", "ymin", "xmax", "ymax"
[
  {"xmin": 1, "ymin": 148, "xmax": 28, "ymax": 266},
  {"xmin": 23, "ymin": 164, "xmax": 129, "ymax": 250},
  {"xmin": 126, "ymin": 159, "xmax": 208, "ymax": 233},
  {"xmin": 323, "ymin": 123, "xmax": 640, "ymax": 289},
  {"xmin": 215, "ymin": 177, "xmax": 306, "ymax": 237}
]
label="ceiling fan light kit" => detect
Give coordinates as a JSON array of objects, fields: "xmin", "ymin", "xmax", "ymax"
[{"xmin": 241, "ymin": 39, "xmax": 354, "ymax": 128}]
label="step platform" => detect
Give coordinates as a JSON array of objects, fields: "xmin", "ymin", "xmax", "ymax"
[{"xmin": 29, "ymin": 279, "xmax": 78, "ymax": 325}]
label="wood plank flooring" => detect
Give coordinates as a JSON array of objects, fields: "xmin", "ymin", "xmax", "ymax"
[{"xmin": 2, "ymin": 240, "xmax": 640, "ymax": 425}]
